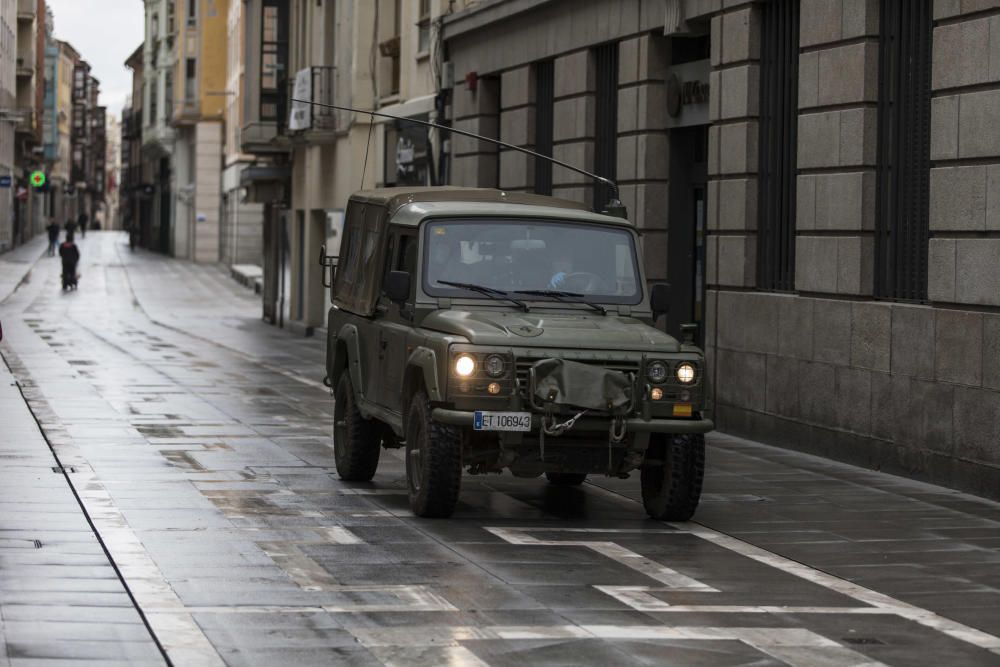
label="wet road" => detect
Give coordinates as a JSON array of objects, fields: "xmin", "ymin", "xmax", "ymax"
[{"xmin": 1, "ymin": 232, "xmax": 1000, "ymax": 666}]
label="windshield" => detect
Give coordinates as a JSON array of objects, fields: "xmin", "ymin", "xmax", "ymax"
[{"xmin": 423, "ymin": 219, "xmax": 642, "ymax": 304}]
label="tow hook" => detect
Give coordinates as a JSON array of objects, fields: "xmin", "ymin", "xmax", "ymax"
[{"xmin": 323, "ymin": 375, "xmax": 333, "ymax": 389}]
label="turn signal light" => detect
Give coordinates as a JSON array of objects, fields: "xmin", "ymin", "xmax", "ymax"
[
  {"xmin": 487, "ymin": 382, "xmax": 501, "ymax": 395},
  {"xmin": 672, "ymin": 403, "xmax": 693, "ymax": 417},
  {"xmin": 650, "ymin": 387, "xmax": 664, "ymax": 401}
]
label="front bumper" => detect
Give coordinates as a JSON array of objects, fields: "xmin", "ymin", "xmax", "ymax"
[{"xmin": 431, "ymin": 408, "xmax": 714, "ymax": 435}]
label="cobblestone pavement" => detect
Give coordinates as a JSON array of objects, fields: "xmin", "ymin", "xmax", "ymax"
[{"xmin": 1, "ymin": 232, "xmax": 999, "ymax": 666}]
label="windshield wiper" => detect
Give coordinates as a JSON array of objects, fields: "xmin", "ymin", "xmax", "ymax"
[
  {"xmin": 514, "ymin": 289, "xmax": 607, "ymax": 315},
  {"xmin": 437, "ymin": 280, "xmax": 529, "ymax": 311}
]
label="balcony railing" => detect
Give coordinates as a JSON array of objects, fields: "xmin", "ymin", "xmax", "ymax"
[{"xmin": 288, "ymin": 66, "xmax": 338, "ymax": 141}]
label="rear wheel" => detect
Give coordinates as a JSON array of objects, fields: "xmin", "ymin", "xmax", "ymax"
[
  {"xmin": 640, "ymin": 433, "xmax": 705, "ymax": 521},
  {"xmin": 333, "ymin": 374, "xmax": 381, "ymax": 481},
  {"xmin": 545, "ymin": 472, "xmax": 587, "ymax": 486},
  {"xmin": 405, "ymin": 391, "xmax": 463, "ymax": 517}
]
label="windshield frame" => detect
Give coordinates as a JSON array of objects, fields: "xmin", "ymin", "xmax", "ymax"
[{"xmin": 419, "ymin": 217, "xmax": 645, "ymax": 306}]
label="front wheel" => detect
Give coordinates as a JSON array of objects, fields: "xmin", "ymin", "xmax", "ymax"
[
  {"xmin": 545, "ymin": 472, "xmax": 587, "ymax": 486},
  {"xmin": 640, "ymin": 433, "xmax": 705, "ymax": 521},
  {"xmin": 405, "ymin": 391, "xmax": 462, "ymax": 517},
  {"xmin": 333, "ymin": 374, "xmax": 381, "ymax": 481}
]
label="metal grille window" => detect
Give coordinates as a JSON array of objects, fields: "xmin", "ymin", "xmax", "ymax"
[
  {"xmin": 875, "ymin": 0, "xmax": 932, "ymax": 300},
  {"xmin": 593, "ymin": 43, "xmax": 619, "ymax": 211},
  {"xmin": 757, "ymin": 0, "xmax": 800, "ymax": 292},
  {"xmin": 534, "ymin": 60, "xmax": 554, "ymax": 196}
]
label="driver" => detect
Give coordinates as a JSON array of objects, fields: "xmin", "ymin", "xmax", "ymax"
[
  {"xmin": 548, "ymin": 247, "xmax": 574, "ymax": 289},
  {"xmin": 429, "ymin": 235, "xmax": 468, "ymax": 285}
]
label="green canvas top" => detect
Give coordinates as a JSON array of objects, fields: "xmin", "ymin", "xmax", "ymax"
[{"xmin": 348, "ymin": 187, "xmax": 632, "ymax": 228}]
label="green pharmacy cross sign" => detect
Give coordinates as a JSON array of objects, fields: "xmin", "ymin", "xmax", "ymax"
[{"xmin": 29, "ymin": 171, "xmax": 46, "ymax": 188}]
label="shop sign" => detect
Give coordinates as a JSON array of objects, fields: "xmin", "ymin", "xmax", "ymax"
[{"xmin": 665, "ymin": 59, "xmax": 710, "ymax": 128}]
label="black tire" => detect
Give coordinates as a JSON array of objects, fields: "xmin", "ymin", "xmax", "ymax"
[
  {"xmin": 333, "ymin": 374, "xmax": 381, "ymax": 481},
  {"xmin": 640, "ymin": 433, "xmax": 705, "ymax": 521},
  {"xmin": 545, "ymin": 472, "xmax": 587, "ymax": 486},
  {"xmin": 405, "ymin": 391, "xmax": 462, "ymax": 518}
]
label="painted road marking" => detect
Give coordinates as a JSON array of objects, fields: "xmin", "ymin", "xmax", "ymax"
[
  {"xmin": 489, "ymin": 521, "xmax": 1000, "ymax": 657},
  {"xmin": 348, "ymin": 624, "xmax": 886, "ymax": 667},
  {"xmin": 485, "ymin": 527, "xmax": 717, "ymax": 592}
]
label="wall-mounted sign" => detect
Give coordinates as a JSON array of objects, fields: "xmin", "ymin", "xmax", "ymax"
[
  {"xmin": 288, "ymin": 68, "xmax": 312, "ymax": 131},
  {"xmin": 0, "ymin": 176, "xmax": 12, "ymax": 188},
  {"xmin": 30, "ymin": 171, "xmax": 46, "ymax": 188},
  {"xmin": 665, "ymin": 59, "xmax": 710, "ymax": 129}
]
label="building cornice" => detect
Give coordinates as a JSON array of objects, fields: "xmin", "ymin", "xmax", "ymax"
[{"xmin": 442, "ymin": 0, "xmax": 557, "ymax": 41}]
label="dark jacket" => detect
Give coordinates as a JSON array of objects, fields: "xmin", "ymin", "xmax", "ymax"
[
  {"xmin": 59, "ymin": 241, "xmax": 80, "ymax": 269},
  {"xmin": 47, "ymin": 223, "xmax": 60, "ymax": 241}
]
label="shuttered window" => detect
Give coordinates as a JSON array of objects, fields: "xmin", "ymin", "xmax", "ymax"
[
  {"xmin": 593, "ymin": 43, "xmax": 619, "ymax": 211},
  {"xmin": 875, "ymin": 0, "xmax": 932, "ymax": 301},
  {"xmin": 757, "ymin": 0, "xmax": 800, "ymax": 292},
  {"xmin": 534, "ymin": 60, "xmax": 554, "ymax": 195}
]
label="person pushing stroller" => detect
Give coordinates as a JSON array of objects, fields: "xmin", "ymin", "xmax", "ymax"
[{"xmin": 59, "ymin": 232, "xmax": 80, "ymax": 290}]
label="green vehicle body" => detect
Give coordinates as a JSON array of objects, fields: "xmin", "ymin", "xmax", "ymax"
[{"xmin": 324, "ymin": 187, "xmax": 713, "ymax": 519}]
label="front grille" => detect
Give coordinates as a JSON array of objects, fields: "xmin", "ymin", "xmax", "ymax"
[{"xmin": 514, "ymin": 355, "xmax": 640, "ymax": 398}]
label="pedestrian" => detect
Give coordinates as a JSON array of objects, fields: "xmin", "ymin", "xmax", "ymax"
[
  {"xmin": 46, "ymin": 219, "xmax": 60, "ymax": 256},
  {"xmin": 77, "ymin": 213, "xmax": 88, "ymax": 239},
  {"xmin": 58, "ymin": 232, "xmax": 80, "ymax": 290},
  {"xmin": 64, "ymin": 218, "xmax": 76, "ymax": 238}
]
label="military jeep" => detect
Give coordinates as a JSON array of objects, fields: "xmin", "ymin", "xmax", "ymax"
[{"xmin": 323, "ymin": 187, "xmax": 713, "ymax": 519}]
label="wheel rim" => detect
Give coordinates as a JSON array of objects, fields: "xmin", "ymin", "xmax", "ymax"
[
  {"xmin": 333, "ymin": 387, "xmax": 347, "ymax": 464},
  {"xmin": 407, "ymin": 424, "xmax": 423, "ymax": 494}
]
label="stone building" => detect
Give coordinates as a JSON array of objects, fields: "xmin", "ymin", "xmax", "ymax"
[
  {"xmin": 0, "ymin": 0, "xmax": 17, "ymax": 252},
  {"xmin": 442, "ymin": 0, "xmax": 1000, "ymax": 498},
  {"xmin": 141, "ymin": 0, "xmax": 177, "ymax": 254}
]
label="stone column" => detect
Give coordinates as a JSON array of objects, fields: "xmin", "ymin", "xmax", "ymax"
[
  {"xmin": 451, "ymin": 76, "xmax": 500, "ymax": 188},
  {"xmin": 552, "ymin": 50, "xmax": 596, "ymax": 206},
  {"xmin": 499, "ymin": 65, "xmax": 535, "ymax": 192},
  {"xmin": 795, "ymin": 0, "xmax": 879, "ymax": 296},
  {"xmin": 617, "ymin": 33, "xmax": 669, "ymax": 282},
  {"xmin": 706, "ymin": 3, "xmax": 761, "ymax": 291}
]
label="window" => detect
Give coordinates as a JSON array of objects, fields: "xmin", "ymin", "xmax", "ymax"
[
  {"xmin": 260, "ymin": 1, "xmax": 288, "ymax": 123},
  {"xmin": 756, "ymin": 0, "xmax": 800, "ymax": 291},
  {"xmin": 185, "ymin": 58, "xmax": 196, "ymax": 101},
  {"xmin": 423, "ymin": 219, "xmax": 642, "ymax": 305},
  {"xmin": 187, "ymin": 0, "xmax": 197, "ymax": 26},
  {"xmin": 534, "ymin": 60, "xmax": 554, "ymax": 195},
  {"xmin": 593, "ymin": 42, "xmax": 619, "ymax": 212},
  {"xmin": 875, "ymin": 0, "xmax": 932, "ymax": 300},
  {"xmin": 417, "ymin": 0, "xmax": 431, "ymax": 54}
]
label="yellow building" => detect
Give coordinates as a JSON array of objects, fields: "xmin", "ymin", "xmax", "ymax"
[{"xmin": 170, "ymin": 0, "xmax": 228, "ymax": 262}]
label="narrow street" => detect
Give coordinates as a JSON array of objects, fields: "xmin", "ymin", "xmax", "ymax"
[{"xmin": 1, "ymin": 232, "xmax": 999, "ymax": 666}]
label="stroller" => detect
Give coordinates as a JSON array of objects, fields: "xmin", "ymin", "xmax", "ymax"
[{"xmin": 59, "ymin": 238, "xmax": 80, "ymax": 291}]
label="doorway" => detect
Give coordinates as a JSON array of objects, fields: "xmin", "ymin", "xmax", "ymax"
[{"xmin": 667, "ymin": 125, "xmax": 708, "ymax": 344}]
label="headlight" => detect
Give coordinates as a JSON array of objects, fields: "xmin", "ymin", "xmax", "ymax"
[
  {"xmin": 647, "ymin": 361, "xmax": 668, "ymax": 384},
  {"xmin": 484, "ymin": 354, "xmax": 506, "ymax": 378},
  {"xmin": 454, "ymin": 354, "xmax": 476, "ymax": 377},
  {"xmin": 676, "ymin": 362, "xmax": 696, "ymax": 384}
]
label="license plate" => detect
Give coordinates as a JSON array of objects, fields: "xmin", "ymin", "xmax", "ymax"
[{"xmin": 473, "ymin": 411, "xmax": 532, "ymax": 432}]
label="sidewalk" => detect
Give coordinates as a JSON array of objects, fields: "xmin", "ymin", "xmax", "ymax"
[
  {"xmin": 0, "ymin": 235, "xmax": 48, "ymax": 303},
  {"xmin": 0, "ymin": 356, "xmax": 164, "ymax": 664}
]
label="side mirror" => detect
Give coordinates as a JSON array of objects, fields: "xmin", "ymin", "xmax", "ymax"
[
  {"xmin": 318, "ymin": 244, "xmax": 337, "ymax": 288},
  {"xmin": 650, "ymin": 283, "xmax": 670, "ymax": 320},
  {"xmin": 385, "ymin": 270, "xmax": 411, "ymax": 303}
]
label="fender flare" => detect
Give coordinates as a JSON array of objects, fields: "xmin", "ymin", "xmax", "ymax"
[
  {"xmin": 403, "ymin": 346, "xmax": 444, "ymax": 404},
  {"xmin": 331, "ymin": 324, "xmax": 366, "ymax": 399}
]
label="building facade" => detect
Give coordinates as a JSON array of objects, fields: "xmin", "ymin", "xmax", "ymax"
[
  {"xmin": 122, "ymin": 44, "xmax": 144, "ymax": 244},
  {"xmin": 170, "ymin": 0, "xmax": 227, "ymax": 263},
  {"xmin": 0, "ymin": 0, "xmax": 17, "ymax": 252},
  {"xmin": 440, "ymin": 0, "xmax": 1000, "ymax": 498},
  {"xmin": 240, "ymin": 0, "xmax": 453, "ymax": 333},
  {"xmin": 141, "ymin": 0, "xmax": 176, "ymax": 254},
  {"xmin": 220, "ymin": 0, "xmax": 263, "ymax": 267}
]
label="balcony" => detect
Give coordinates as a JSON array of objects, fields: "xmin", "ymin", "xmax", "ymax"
[
  {"xmin": 16, "ymin": 52, "xmax": 34, "ymax": 77},
  {"xmin": 287, "ymin": 66, "xmax": 338, "ymax": 144},
  {"xmin": 171, "ymin": 97, "xmax": 201, "ymax": 125},
  {"xmin": 15, "ymin": 109, "xmax": 35, "ymax": 136},
  {"xmin": 17, "ymin": 0, "xmax": 34, "ymax": 20},
  {"xmin": 239, "ymin": 120, "xmax": 290, "ymax": 154}
]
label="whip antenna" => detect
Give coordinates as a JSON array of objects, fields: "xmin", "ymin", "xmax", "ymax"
[{"xmin": 290, "ymin": 98, "xmax": 627, "ymax": 219}]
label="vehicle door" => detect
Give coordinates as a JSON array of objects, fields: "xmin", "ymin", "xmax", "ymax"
[{"xmin": 376, "ymin": 227, "xmax": 418, "ymax": 415}]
